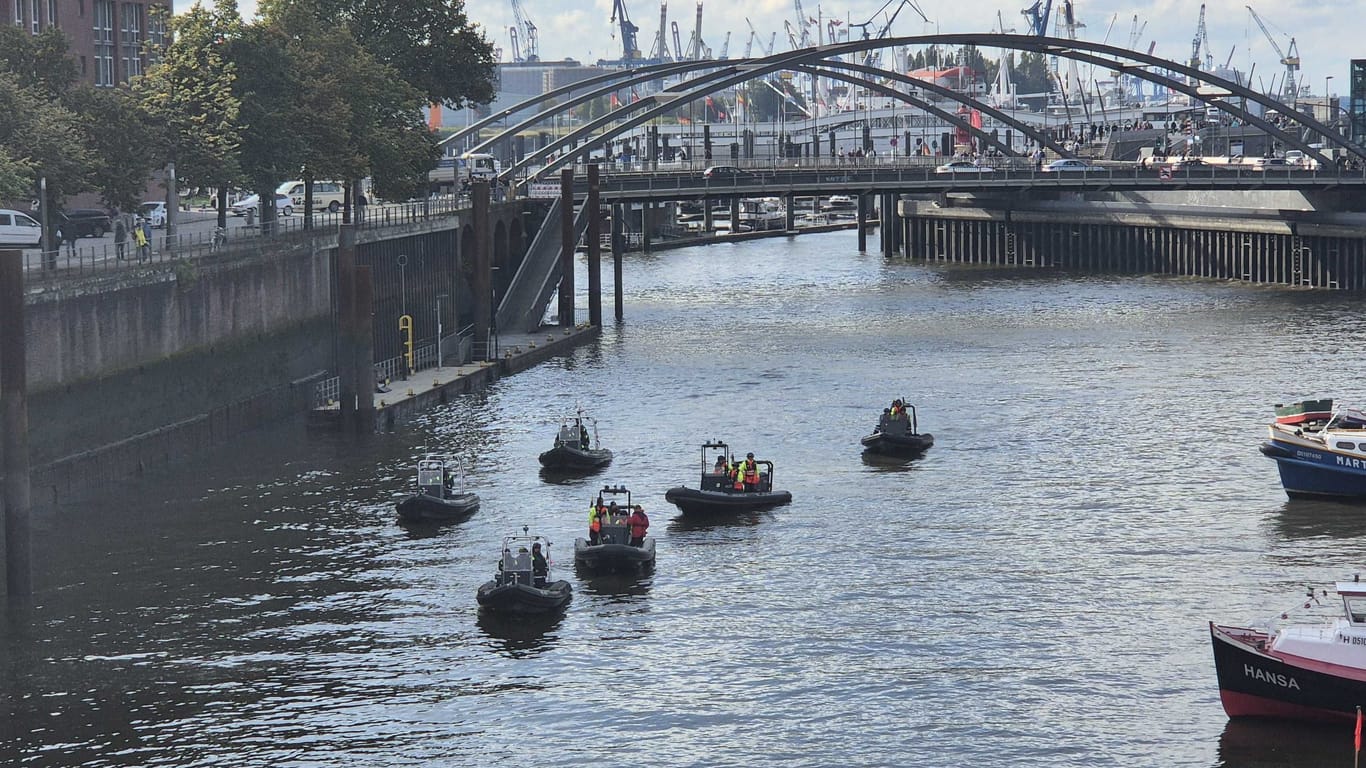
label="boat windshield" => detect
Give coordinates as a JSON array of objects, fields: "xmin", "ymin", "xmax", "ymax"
[{"xmin": 1345, "ymin": 594, "xmax": 1366, "ymax": 625}]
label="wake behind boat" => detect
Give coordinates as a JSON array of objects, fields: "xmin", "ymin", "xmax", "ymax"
[
  {"xmin": 1260, "ymin": 402, "xmax": 1366, "ymax": 500},
  {"xmin": 395, "ymin": 454, "xmax": 480, "ymax": 524},
  {"xmin": 538, "ymin": 408, "xmax": 613, "ymax": 473},
  {"xmin": 664, "ymin": 441, "xmax": 792, "ymax": 515},
  {"xmin": 860, "ymin": 399, "xmax": 934, "ymax": 457},
  {"xmin": 476, "ymin": 528, "xmax": 572, "ymax": 615},
  {"xmin": 1211, "ymin": 576, "xmax": 1366, "ymax": 724},
  {"xmin": 574, "ymin": 484, "xmax": 656, "ymax": 572}
]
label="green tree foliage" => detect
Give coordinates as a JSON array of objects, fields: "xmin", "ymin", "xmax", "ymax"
[
  {"xmin": 314, "ymin": 0, "xmax": 496, "ymax": 108},
  {"xmin": 0, "ymin": 47, "xmax": 91, "ymax": 212},
  {"xmin": 67, "ymin": 86, "xmax": 158, "ymax": 211},
  {"xmin": 0, "ymin": 26, "xmax": 78, "ymax": 97},
  {"xmin": 228, "ymin": 21, "xmax": 307, "ymax": 227},
  {"xmin": 137, "ymin": 2, "xmax": 243, "ymax": 223},
  {"xmin": 1014, "ymin": 51, "xmax": 1052, "ymax": 95}
]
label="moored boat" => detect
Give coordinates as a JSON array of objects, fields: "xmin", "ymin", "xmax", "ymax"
[
  {"xmin": 574, "ymin": 484, "xmax": 656, "ymax": 572},
  {"xmin": 538, "ymin": 408, "xmax": 613, "ymax": 472},
  {"xmin": 664, "ymin": 440, "xmax": 792, "ymax": 515},
  {"xmin": 395, "ymin": 454, "xmax": 480, "ymax": 524},
  {"xmin": 1260, "ymin": 405, "xmax": 1366, "ymax": 500},
  {"xmin": 476, "ymin": 528, "xmax": 572, "ymax": 615},
  {"xmin": 860, "ymin": 399, "xmax": 934, "ymax": 457},
  {"xmin": 1211, "ymin": 576, "xmax": 1366, "ymax": 724},
  {"xmin": 1274, "ymin": 399, "xmax": 1335, "ymax": 425}
]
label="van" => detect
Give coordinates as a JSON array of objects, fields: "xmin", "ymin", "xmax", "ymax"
[
  {"xmin": 0, "ymin": 209, "xmax": 42, "ymax": 247},
  {"xmin": 278, "ymin": 180, "xmax": 347, "ymax": 213}
]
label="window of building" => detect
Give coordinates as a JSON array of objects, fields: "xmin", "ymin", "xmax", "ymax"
[
  {"xmin": 13, "ymin": 0, "xmax": 22, "ymax": 26},
  {"xmin": 93, "ymin": 0, "xmax": 113, "ymax": 86},
  {"xmin": 145, "ymin": 6, "xmax": 166, "ymax": 67},
  {"xmin": 119, "ymin": 2, "xmax": 141, "ymax": 80},
  {"xmin": 46, "ymin": 0, "xmax": 54, "ymax": 26},
  {"xmin": 30, "ymin": 0, "xmax": 38, "ymax": 33}
]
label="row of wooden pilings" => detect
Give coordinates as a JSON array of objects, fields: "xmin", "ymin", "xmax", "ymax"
[{"xmin": 853, "ymin": 192, "xmax": 1366, "ymax": 290}]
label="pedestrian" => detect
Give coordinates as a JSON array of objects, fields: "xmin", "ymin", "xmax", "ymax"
[
  {"xmin": 60, "ymin": 224, "xmax": 76, "ymax": 258},
  {"xmin": 141, "ymin": 216, "xmax": 152, "ymax": 254},
  {"xmin": 133, "ymin": 218, "xmax": 150, "ymax": 261},
  {"xmin": 113, "ymin": 215, "xmax": 128, "ymax": 260},
  {"xmin": 627, "ymin": 505, "xmax": 650, "ymax": 547}
]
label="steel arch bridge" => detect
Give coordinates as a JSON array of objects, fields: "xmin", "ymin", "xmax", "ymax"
[{"xmin": 444, "ymin": 34, "xmax": 1361, "ymax": 193}]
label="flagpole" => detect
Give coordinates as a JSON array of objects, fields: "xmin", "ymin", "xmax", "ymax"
[{"xmin": 1355, "ymin": 705, "xmax": 1362, "ymax": 768}]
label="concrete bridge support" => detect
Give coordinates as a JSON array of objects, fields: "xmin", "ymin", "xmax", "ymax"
[
  {"xmin": 1, "ymin": 249, "xmax": 32, "ymax": 598},
  {"xmin": 785, "ymin": 194, "xmax": 796, "ymax": 231},
  {"xmin": 587, "ymin": 165, "xmax": 602, "ymax": 327},
  {"xmin": 857, "ymin": 194, "xmax": 869, "ymax": 252},
  {"xmin": 559, "ymin": 169, "xmax": 575, "ymax": 327}
]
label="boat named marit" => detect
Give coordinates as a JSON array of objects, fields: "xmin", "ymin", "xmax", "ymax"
[{"xmin": 1260, "ymin": 401, "xmax": 1366, "ymax": 500}]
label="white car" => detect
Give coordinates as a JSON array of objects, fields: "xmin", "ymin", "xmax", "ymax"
[
  {"xmin": 231, "ymin": 193, "xmax": 294, "ymax": 217},
  {"xmin": 1043, "ymin": 159, "xmax": 1095, "ymax": 172},
  {"xmin": 935, "ymin": 160, "xmax": 994, "ymax": 174},
  {"xmin": 0, "ymin": 208, "xmax": 42, "ymax": 247},
  {"xmin": 139, "ymin": 201, "xmax": 167, "ymax": 228}
]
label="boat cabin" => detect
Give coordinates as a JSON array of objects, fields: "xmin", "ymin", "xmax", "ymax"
[
  {"xmin": 416, "ymin": 454, "xmax": 463, "ymax": 498},
  {"xmin": 1339, "ymin": 582, "xmax": 1366, "ymax": 626},
  {"xmin": 595, "ymin": 484, "xmax": 634, "ymax": 544},
  {"xmin": 696, "ymin": 441, "xmax": 774, "ymax": 492},
  {"xmin": 552, "ymin": 411, "xmax": 597, "ymax": 450},
  {"xmin": 496, "ymin": 533, "xmax": 550, "ymax": 587},
  {"xmin": 877, "ymin": 402, "xmax": 920, "ymax": 437}
]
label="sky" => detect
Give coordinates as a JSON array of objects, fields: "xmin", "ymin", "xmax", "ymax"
[{"xmin": 217, "ymin": 0, "xmax": 1358, "ymax": 99}]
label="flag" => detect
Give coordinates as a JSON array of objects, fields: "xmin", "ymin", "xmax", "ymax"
[
  {"xmin": 610, "ymin": 92, "xmax": 620, "ymax": 108},
  {"xmin": 1355, "ymin": 707, "xmax": 1362, "ymax": 753}
]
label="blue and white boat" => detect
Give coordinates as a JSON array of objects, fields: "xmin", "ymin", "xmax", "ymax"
[{"xmin": 1261, "ymin": 405, "xmax": 1366, "ymax": 500}]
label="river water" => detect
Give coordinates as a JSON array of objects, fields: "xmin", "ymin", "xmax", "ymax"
[{"xmin": 5, "ymin": 231, "xmax": 1366, "ymax": 767}]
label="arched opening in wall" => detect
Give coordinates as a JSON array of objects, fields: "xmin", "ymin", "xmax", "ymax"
[{"xmin": 507, "ymin": 216, "xmax": 526, "ymax": 278}]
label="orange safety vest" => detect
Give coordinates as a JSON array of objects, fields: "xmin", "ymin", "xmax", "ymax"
[
  {"xmin": 589, "ymin": 505, "xmax": 604, "ymax": 532},
  {"xmin": 742, "ymin": 459, "xmax": 759, "ymax": 485}
]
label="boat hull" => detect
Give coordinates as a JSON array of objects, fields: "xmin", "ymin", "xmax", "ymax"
[
  {"xmin": 860, "ymin": 430, "xmax": 935, "ymax": 456},
  {"xmin": 1261, "ymin": 429, "xmax": 1366, "ymax": 500},
  {"xmin": 1210, "ymin": 622, "xmax": 1364, "ymax": 723},
  {"xmin": 396, "ymin": 492, "xmax": 480, "ymax": 523},
  {"xmin": 574, "ymin": 538, "xmax": 656, "ymax": 571},
  {"xmin": 664, "ymin": 486, "xmax": 792, "ymax": 515},
  {"xmin": 538, "ymin": 445, "xmax": 613, "ymax": 471},
  {"xmin": 1274, "ymin": 399, "xmax": 1334, "ymax": 425},
  {"xmin": 476, "ymin": 580, "xmax": 573, "ymax": 615}
]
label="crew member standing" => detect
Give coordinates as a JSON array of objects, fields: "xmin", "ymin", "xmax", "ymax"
[
  {"xmin": 531, "ymin": 543, "xmax": 549, "ymax": 587},
  {"xmin": 588, "ymin": 496, "xmax": 606, "ymax": 545},
  {"xmin": 627, "ymin": 505, "xmax": 650, "ymax": 547},
  {"xmin": 740, "ymin": 453, "xmax": 760, "ymax": 492}
]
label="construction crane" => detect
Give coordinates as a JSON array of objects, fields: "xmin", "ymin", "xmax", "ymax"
[
  {"xmin": 507, "ymin": 26, "xmax": 521, "ymax": 62},
  {"xmin": 718, "ymin": 31, "xmax": 730, "ymax": 59},
  {"xmin": 793, "ymin": 0, "xmax": 813, "ymax": 48},
  {"xmin": 649, "ymin": 1, "xmax": 672, "ymax": 61},
  {"xmin": 1189, "ymin": 4, "xmax": 1209, "ymax": 71},
  {"xmin": 610, "ymin": 0, "xmax": 642, "ymax": 61},
  {"xmin": 683, "ymin": 1, "xmax": 707, "ymax": 60},
  {"xmin": 1020, "ymin": 0, "xmax": 1053, "ymax": 37},
  {"xmin": 743, "ymin": 29, "xmax": 755, "ymax": 58},
  {"xmin": 671, "ymin": 20, "xmax": 684, "ymax": 60},
  {"xmin": 509, "ymin": 0, "xmax": 539, "ymax": 62},
  {"xmin": 1127, "ymin": 15, "xmax": 1146, "ymax": 51},
  {"xmin": 1245, "ymin": 4, "xmax": 1300, "ymax": 105}
]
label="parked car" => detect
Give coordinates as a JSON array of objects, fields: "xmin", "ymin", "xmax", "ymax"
[
  {"xmin": 1166, "ymin": 157, "xmax": 1210, "ymax": 170},
  {"xmin": 60, "ymin": 208, "xmax": 112, "ymax": 238},
  {"xmin": 703, "ymin": 165, "xmax": 751, "ymax": 180},
  {"xmin": 230, "ymin": 193, "xmax": 294, "ymax": 217},
  {"xmin": 139, "ymin": 201, "xmax": 167, "ymax": 228},
  {"xmin": 1042, "ymin": 159, "xmax": 1095, "ymax": 172},
  {"xmin": 278, "ymin": 180, "xmax": 347, "ymax": 213},
  {"xmin": 935, "ymin": 160, "xmax": 994, "ymax": 174},
  {"xmin": 0, "ymin": 209, "xmax": 42, "ymax": 248}
]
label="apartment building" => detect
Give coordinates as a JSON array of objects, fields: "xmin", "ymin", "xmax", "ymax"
[{"xmin": 1, "ymin": 0, "xmax": 171, "ymax": 87}]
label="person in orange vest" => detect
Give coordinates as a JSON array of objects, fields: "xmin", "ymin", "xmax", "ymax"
[
  {"xmin": 889, "ymin": 399, "xmax": 905, "ymax": 419},
  {"xmin": 627, "ymin": 504, "xmax": 650, "ymax": 547},
  {"xmin": 731, "ymin": 459, "xmax": 745, "ymax": 491},
  {"xmin": 588, "ymin": 495, "xmax": 606, "ymax": 545},
  {"xmin": 740, "ymin": 452, "xmax": 760, "ymax": 492}
]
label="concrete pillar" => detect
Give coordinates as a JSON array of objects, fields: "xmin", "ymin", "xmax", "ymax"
[
  {"xmin": 472, "ymin": 181, "xmax": 492, "ymax": 359},
  {"xmin": 1, "ymin": 250, "xmax": 32, "ymax": 597},
  {"xmin": 881, "ymin": 193, "xmax": 895, "ymax": 258},
  {"xmin": 587, "ymin": 165, "xmax": 602, "ymax": 327},
  {"xmin": 857, "ymin": 193, "xmax": 868, "ymax": 252},
  {"xmin": 704, "ymin": 198, "xmax": 713, "ymax": 232},
  {"xmin": 642, "ymin": 203, "xmax": 652, "ymax": 252},
  {"xmin": 337, "ymin": 226, "xmax": 357, "ymax": 425},
  {"xmin": 613, "ymin": 215, "xmax": 624, "ymax": 322},
  {"xmin": 354, "ymin": 265, "xmax": 375, "ymax": 434},
  {"xmin": 559, "ymin": 169, "xmax": 575, "ymax": 327},
  {"xmin": 729, "ymin": 196, "xmax": 740, "ymax": 235},
  {"xmin": 785, "ymin": 193, "xmax": 795, "ymax": 231}
]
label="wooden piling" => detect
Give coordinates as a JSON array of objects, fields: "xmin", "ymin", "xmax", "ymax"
[{"xmin": 0, "ymin": 249, "xmax": 32, "ymax": 597}]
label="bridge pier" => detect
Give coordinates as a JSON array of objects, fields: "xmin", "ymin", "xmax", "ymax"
[
  {"xmin": 642, "ymin": 203, "xmax": 652, "ymax": 252},
  {"xmin": 881, "ymin": 193, "xmax": 896, "ymax": 258},
  {"xmin": 730, "ymin": 196, "xmax": 740, "ymax": 235},
  {"xmin": 785, "ymin": 193, "xmax": 796, "ymax": 231},
  {"xmin": 612, "ymin": 205, "xmax": 624, "ymax": 321},
  {"xmin": 587, "ymin": 164, "xmax": 602, "ymax": 327},
  {"xmin": 559, "ymin": 169, "xmax": 574, "ymax": 327},
  {"xmin": 704, "ymin": 199, "xmax": 713, "ymax": 232},
  {"xmin": 472, "ymin": 181, "xmax": 492, "ymax": 359},
  {"xmin": 1, "ymin": 249, "xmax": 32, "ymax": 598},
  {"xmin": 857, "ymin": 193, "xmax": 868, "ymax": 252}
]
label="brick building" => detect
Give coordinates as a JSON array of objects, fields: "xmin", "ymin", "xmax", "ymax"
[{"xmin": 1, "ymin": 0, "xmax": 171, "ymax": 87}]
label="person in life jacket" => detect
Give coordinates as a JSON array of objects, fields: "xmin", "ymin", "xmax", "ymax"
[
  {"xmin": 627, "ymin": 504, "xmax": 650, "ymax": 547},
  {"xmin": 740, "ymin": 453, "xmax": 761, "ymax": 492},
  {"xmin": 713, "ymin": 454, "xmax": 729, "ymax": 475},
  {"xmin": 588, "ymin": 496, "xmax": 606, "ymax": 545},
  {"xmin": 889, "ymin": 399, "xmax": 905, "ymax": 419}
]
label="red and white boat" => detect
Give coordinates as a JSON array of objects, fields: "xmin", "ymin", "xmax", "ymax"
[
  {"xmin": 1274, "ymin": 399, "xmax": 1335, "ymax": 425},
  {"xmin": 1211, "ymin": 577, "xmax": 1366, "ymax": 723}
]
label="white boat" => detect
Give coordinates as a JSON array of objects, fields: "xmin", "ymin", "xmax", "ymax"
[{"xmin": 1211, "ymin": 575, "xmax": 1366, "ymax": 724}]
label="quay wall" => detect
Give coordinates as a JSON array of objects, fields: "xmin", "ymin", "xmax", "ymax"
[{"xmin": 898, "ymin": 201, "xmax": 1366, "ymax": 289}]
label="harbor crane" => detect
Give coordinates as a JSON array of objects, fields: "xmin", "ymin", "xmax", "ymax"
[
  {"xmin": 848, "ymin": 0, "xmax": 929, "ymax": 67},
  {"xmin": 1245, "ymin": 4, "xmax": 1300, "ymax": 105},
  {"xmin": 1189, "ymin": 3, "xmax": 1210, "ymax": 71},
  {"xmin": 682, "ymin": 1, "xmax": 708, "ymax": 60},
  {"xmin": 509, "ymin": 0, "xmax": 539, "ymax": 62},
  {"xmin": 610, "ymin": 0, "xmax": 642, "ymax": 61},
  {"xmin": 745, "ymin": 18, "xmax": 775, "ymax": 58},
  {"xmin": 649, "ymin": 1, "xmax": 672, "ymax": 62},
  {"xmin": 793, "ymin": 0, "xmax": 813, "ymax": 48},
  {"xmin": 1020, "ymin": 0, "xmax": 1053, "ymax": 37}
]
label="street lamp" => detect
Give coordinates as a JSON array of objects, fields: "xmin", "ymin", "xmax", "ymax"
[{"xmin": 1327, "ymin": 75, "xmax": 1334, "ymax": 98}]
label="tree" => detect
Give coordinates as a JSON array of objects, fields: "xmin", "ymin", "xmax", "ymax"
[
  {"xmin": 314, "ymin": 0, "xmax": 496, "ymax": 108},
  {"xmin": 0, "ymin": 26, "xmax": 78, "ymax": 98},
  {"xmin": 67, "ymin": 86, "xmax": 158, "ymax": 212},
  {"xmin": 137, "ymin": 1, "xmax": 244, "ymax": 227},
  {"xmin": 228, "ymin": 21, "xmax": 307, "ymax": 232},
  {"xmin": 1015, "ymin": 51, "xmax": 1052, "ymax": 95}
]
